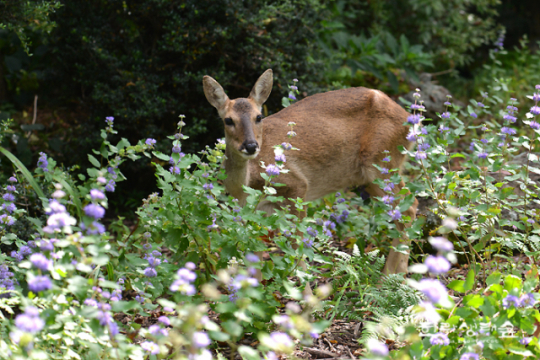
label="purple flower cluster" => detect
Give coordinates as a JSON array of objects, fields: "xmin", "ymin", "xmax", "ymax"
[
  {"xmin": 28, "ymin": 275, "xmax": 53, "ymax": 292},
  {"xmin": 0, "ymin": 264, "xmax": 16, "ymax": 298},
  {"xmin": 141, "ymin": 341, "xmax": 160, "ymax": 354},
  {"xmin": 430, "ymin": 332, "xmax": 450, "ymax": 346},
  {"xmin": 15, "ymin": 307, "xmax": 44, "ymax": 333},
  {"xmin": 502, "ymin": 293, "xmax": 536, "ymax": 308},
  {"xmin": 170, "ymin": 262, "xmax": 197, "ymax": 296},
  {"xmin": 145, "ymin": 138, "xmax": 156, "ymax": 147},
  {"xmin": 266, "ymin": 164, "xmax": 280, "ymax": 177},
  {"xmin": 227, "ymin": 273, "xmax": 258, "ymax": 302},
  {"xmin": 37, "ymin": 152, "xmax": 49, "ymax": 172},
  {"xmin": 143, "ymin": 248, "xmax": 166, "ymax": 279},
  {"xmin": 43, "ymin": 198, "xmax": 77, "ymax": 234},
  {"xmin": 0, "ymin": 177, "xmax": 17, "ymax": 227}
]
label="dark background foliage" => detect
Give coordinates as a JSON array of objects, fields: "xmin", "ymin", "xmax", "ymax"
[{"xmin": 1, "ymin": 0, "xmax": 540, "ymax": 213}]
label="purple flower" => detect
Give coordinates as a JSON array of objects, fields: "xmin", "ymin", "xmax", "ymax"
[
  {"xmin": 419, "ymin": 142, "xmax": 430, "ymax": 151},
  {"xmin": 425, "ymin": 255, "xmax": 451, "ymax": 274},
  {"xmin": 281, "ymin": 142, "xmax": 292, "ymax": 150},
  {"xmin": 105, "ymin": 180, "xmax": 116, "ymax": 192},
  {"xmin": 470, "ymin": 112, "xmax": 477, "ymax": 118},
  {"xmin": 172, "ymin": 145, "xmax": 181, "ymax": 153},
  {"xmin": 288, "ymin": 94, "xmax": 296, "ymax": 100},
  {"xmin": 144, "ymin": 267, "xmax": 157, "ymax": 277},
  {"xmin": 477, "ymin": 102, "xmax": 485, "ymax": 108},
  {"xmin": 380, "ymin": 167, "xmax": 389, "ymax": 175},
  {"xmin": 367, "ymin": 339, "xmax": 389, "ymax": 356},
  {"xmin": 84, "ymin": 204, "xmax": 105, "ymax": 219},
  {"xmin": 30, "ymin": 253, "xmax": 52, "ymax": 271},
  {"xmin": 20, "ymin": 246, "xmax": 32, "ymax": 256},
  {"xmin": 6, "ymin": 185, "xmax": 15, "ymax": 192},
  {"xmin": 203, "ymin": 183, "xmax": 214, "ymax": 191},
  {"xmin": 246, "ymin": 253, "xmax": 260, "ymax": 263},
  {"xmin": 480, "ymin": 138, "xmax": 488, "ymax": 144},
  {"xmin": 382, "ymin": 156, "xmax": 391, "ymax": 162},
  {"xmin": 502, "ymin": 294, "xmax": 520, "ymax": 309},
  {"xmin": 410, "ymin": 104, "xmax": 425, "ymax": 111},
  {"xmin": 501, "ymin": 127, "xmax": 516, "ymax": 135},
  {"xmin": 96, "ymin": 310, "xmax": 113, "ymax": 326},
  {"xmin": 145, "ymin": 138, "xmax": 156, "ymax": 147},
  {"xmin": 441, "ymin": 112, "xmax": 450, "ymax": 119},
  {"xmin": 15, "ymin": 307, "xmax": 44, "ymax": 333},
  {"xmin": 8, "ymin": 177, "xmax": 17, "ymax": 183},
  {"xmin": 415, "ymin": 151, "xmax": 427, "ymax": 160},
  {"xmin": 147, "ymin": 257, "xmax": 161, "ymax": 268},
  {"xmin": 275, "ymin": 153, "xmax": 286, "ymax": 163},
  {"xmin": 520, "ymin": 337, "xmax": 532, "ymax": 346},
  {"xmin": 419, "ymin": 278, "xmax": 448, "ymax": 303},
  {"xmin": 82, "ymin": 221, "xmax": 106, "ymax": 235},
  {"xmin": 407, "ymin": 114, "xmax": 422, "ymax": 124},
  {"xmin": 477, "ymin": 152, "xmax": 488, "ymax": 159},
  {"xmin": 503, "ymin": 114, "xmax": 517, "ymax": 123},
  {"xmin": 531, "ymin": 106, "xmax": 540, "ymax": 116},
  {"xmin": 28, "ymin": 275, "xmax": 53, "ymax": 292},
  {"xmin": 90, "ymin": 189, "xmax": 105, "ymax": 200},
  {"xmin": 460, "ymin": 353, "xmax": 479, "ymax": 360},
  {"xmin": 306, "ymin": 227, "xmax": 318, "ymax": 237},
  {"xmin": 140, "ymin": 341, "xmax": 160, "ymax": 355},
  {"xmin": 270, "ymin": 332, "xmax": 294, "ymax": 348},
  {"xmin": 533, "ymin": 93, "xmax": 540, "ymax": 102},
  {"xmin": 2, "ymin": 193, "xmax": 15, "ymax": 202},
  {"xmin": 105, "ymin": 116, "xmax": 114, "ymax": 124},
  {"xmin": 382, "ymin": 195, "xmax": 395, "ymax": 205},
  {"xmin": 177, "ymin": 268, "xmax": 197, "ymax": 282},
  {"xmin": 193, "ymin": 332, "xmax": 211, "ymax": 348},
  {"xmin": 439, "ymin": 125, "xmax": 450, "ymax": 133},
  {"xmin": 388, "ymin": 209, "xmax": 402, "ymax": 221},
  {"xmin": 303, "ymin": 238, "xmax": 314, "ymax": 248},
  {"xmin": 11, "ymin": 251, "xmax": 23, "ymax": 262},
  {"xmin": 430, "ymin": 332, "xmax": 450, "ymax": 346},
  {"xmin": 406, "ymin": 131, "xmax": 418, "ymax": 142},
  {"xmin": 83, "ymin": 298, "xmax": 97, "ymax": 307},
  {"xmin": 519, "ymin": 293, "xmax": 536, "ymax": 307},
  {"xmin": 37, "ymin": 152, "xmax": 49, "ymax": 172},
  {"xmin": 429, "ymin": 237, "xmax": 454, "ymax": 252},
  {"xmin": 529, "ymin": 121, "xmax": 540, "ymax": 130},
  {"xmin": 383, "ymin": 180, "xmax": 395, "ymax": 192},
  {"xmin": 266, "ymin": 164, "xmax": 280, "ymax": 176}
]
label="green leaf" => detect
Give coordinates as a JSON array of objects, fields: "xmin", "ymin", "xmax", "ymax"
[
  {"xmin": 222, "ymin": 320, "xmax": 243, "ymax": 338},
  {"xmin": 448, "ymin": 279, "xmax": 466, "ymax": 293},
  {"xmin": 465, "ymin": 294, "xmax": 484, "ymax": 308},
  {"xmin": 0, "ymin": 146, "xmax": 46, "ymax": 205},
  {"xmin": 88, "ymin": 154, "xmax": 101, "ymax": 168},
  {"xmin": 238, "ymin": 346, "xmax": 261, "ymax": 360},
  {"xmin": 486, "ymin": 272, "xmax": 501, "ymax": 286},
  {"xmin": 503, "ymin": 275, "xmax": 522, "ymax": 292},
  {"xmin": 208, "ymin": 330, "xmax": 230, "ymax": 342},
  {"xmin": 464, "ymin": 269, "xmax": 475, "ymax": 291}
]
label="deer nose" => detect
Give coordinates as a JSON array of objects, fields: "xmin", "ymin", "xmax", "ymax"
[{"xmin": 245, "ymin": 141, "xmax": 258, "ymax": 155}]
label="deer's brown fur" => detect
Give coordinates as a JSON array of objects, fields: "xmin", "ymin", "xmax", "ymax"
[{"xmin": 203, "ymin": 69, "xmax": 418, "ymax": 274}]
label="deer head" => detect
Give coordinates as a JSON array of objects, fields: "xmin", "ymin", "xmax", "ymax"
[{"xmin": 203, "ymin": 69, "xmax": 273, "ymax": 159}]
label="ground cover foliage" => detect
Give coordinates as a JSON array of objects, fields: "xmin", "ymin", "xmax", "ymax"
[
  {"xmin": 1, "ymin": 1, "xmax": 540, "ymax": 360},
  {"xmin": 1, "ymin": 43, "xmax": 540, "ymax": 358}
]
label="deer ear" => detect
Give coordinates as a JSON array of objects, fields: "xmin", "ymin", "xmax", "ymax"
[
  {"xmin": 249, "ymin": 69, "xmax": 273, "ymax": 108},
  {"xmin": 203, "ymin": 75, "xmax": 230, "ymax": 113}
]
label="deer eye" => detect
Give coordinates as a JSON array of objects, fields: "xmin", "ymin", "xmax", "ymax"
[
  {"xmin": 256, "ymin": 115, "xmax": 263, "ymax": 123},
  {"xmin": 224, "ymin": 118, "xmax": 234, "ymax": 126}
]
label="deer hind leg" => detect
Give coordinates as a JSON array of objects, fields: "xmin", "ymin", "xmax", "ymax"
[{"xmin": 365, "ymin": 180, "xmax": 418, "ymax": 275}]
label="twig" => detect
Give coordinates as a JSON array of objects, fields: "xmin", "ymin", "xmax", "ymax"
[
  {"xmin": 347, "ymin": 347, "xmax": 357, "ymax": 360},
  {"xmin": 304, "ymin": 347, "xmax": 338, "ymax": 358},
  {"xmin": 324, "ymin": 338, "xmax": 337, "ymax": 353},
  {"xmin": 26, "ymin": 95, "xmax": 38, "ymax": 138}
]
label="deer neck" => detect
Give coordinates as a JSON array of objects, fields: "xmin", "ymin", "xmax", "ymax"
[{"xmin": 223, "ymin": 146, "xmax": 251, "ymax": 203}]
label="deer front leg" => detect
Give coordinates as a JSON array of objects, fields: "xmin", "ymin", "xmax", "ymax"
[{"xmin": 365, "ymin": 181, "xmax": 418, "ymax": 275}]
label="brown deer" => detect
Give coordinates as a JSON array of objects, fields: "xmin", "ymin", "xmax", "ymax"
[{"xmin": 203, "ymin": 69, "xmax": 418, "ymax": 275}]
